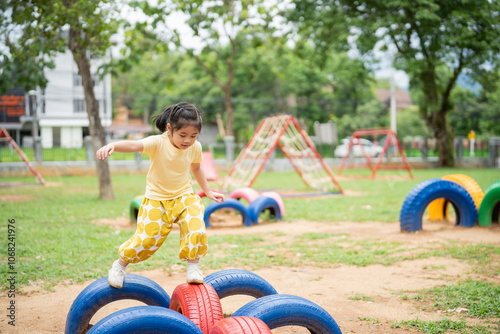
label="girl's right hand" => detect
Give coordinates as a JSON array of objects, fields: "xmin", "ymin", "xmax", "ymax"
[{"xmin": 96, "ymin": 144, "xmax": 115, "ymax": 160}]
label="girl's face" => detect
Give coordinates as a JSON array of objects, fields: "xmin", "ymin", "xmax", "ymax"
[{"xmin": 167, "ymin": 124, "xmax": 199, "ymax": 150}]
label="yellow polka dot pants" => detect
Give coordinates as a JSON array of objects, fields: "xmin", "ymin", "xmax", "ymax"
[{"xmin": 119, "ymin": 194, "xmax": 208, "ymax": 264}]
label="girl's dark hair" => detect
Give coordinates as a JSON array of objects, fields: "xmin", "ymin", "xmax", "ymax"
[{"xmin": 151, "ymin": 102, "xmax": 203, "ymax": 133}]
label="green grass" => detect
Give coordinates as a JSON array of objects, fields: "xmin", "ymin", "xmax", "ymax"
[
  {"xmin": 349, "ymin": 294, "xmax": 373, "ymax": 301},
  {"xmin": 391, "ymin": 318, "xmax": 495, "ymax": 334},
  {"xmin": 406, "ymin": 280, "xmax": 500, "ymax": 318},
  {"xmin": 395, "ymin": 280, "xmax": 500, "ymax": 333},
  {"xmin": 0, "ymin": 147, "xmax": 149, "ymax": 162},
  {"xmin": 251, "ymin": 168, "xmax": 500, "ymax": 223},
  {"xmin": 1, "ymin": 168, "xmax": 499, "ymax": 293}
]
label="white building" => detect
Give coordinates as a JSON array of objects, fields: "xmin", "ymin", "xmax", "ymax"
[{"xmin": 33, "ymin": 49, "xmax": 112, "ymax": 148}]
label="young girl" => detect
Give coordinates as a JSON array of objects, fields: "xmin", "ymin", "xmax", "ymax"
[{"xmin": 96, "ymin": 102, "xmax": 224, "ymax": 288}]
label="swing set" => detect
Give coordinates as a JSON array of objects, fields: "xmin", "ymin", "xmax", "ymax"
[{"xmin": 337, "ymin": 128, "xmax": 413, "ymax": 179}]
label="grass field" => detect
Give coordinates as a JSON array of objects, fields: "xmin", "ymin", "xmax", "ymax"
[{"xmin": 1, "ymin": 168, "xmax": 499, "ymax": 333}]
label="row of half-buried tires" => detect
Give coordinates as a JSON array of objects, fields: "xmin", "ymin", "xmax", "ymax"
[
  {"xmin": 202, "ymin": 188, "xmax": 284, "ymax": 228},
  {"xmin": 400, "ymin": 175, "xmax": 500, "ymax": 232},
  {"xmin": 130, "ymin": 188, "xmax": 284, "ymax": 228},
  {"xmin": 66, "ymin": 269, "xmax": 342, "ymax": 334}
]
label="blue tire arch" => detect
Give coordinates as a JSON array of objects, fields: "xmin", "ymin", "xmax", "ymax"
[
  {"xmin": 65, "ymin": 274, "xmax": 170, "ymax": 334},
  {"xmin": 203, "ymin": 198, "xmax": 251, "ymax": 227},
  {"xmin": 248, "ymin": 196, "xmax": 282, "ymax": 224},
  {"xmin": 400, "ymin": 179, "xmax": 478, "ymax": 232},
  {"xmin": 86, "ymin": 306, "xmax": 204, "ymax": 334},
  {"xmin": 233, "ymin": 294, "xmax": 342, "ymax": 334}
]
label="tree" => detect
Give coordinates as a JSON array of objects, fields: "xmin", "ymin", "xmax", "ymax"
[
  {"xmin": 1, "ymin": 0, "xmax": 120, "ymax": 199},
  {"xmin": 130, "ymin": 0, "xmax": 276, "ymax": 137},
  {"xmin": 289, "ymin": 0, "xmax": 500, "ymax": 166}
]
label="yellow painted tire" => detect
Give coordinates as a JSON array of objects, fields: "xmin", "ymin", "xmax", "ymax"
[{"xmin": 427, "ymin": 174, "xmax": 484, "ymax": 221}]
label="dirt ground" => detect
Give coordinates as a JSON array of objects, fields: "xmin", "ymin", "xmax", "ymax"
[{"xmin": 1, "ymin": 215, "xmax": 499, "ymax": 334}]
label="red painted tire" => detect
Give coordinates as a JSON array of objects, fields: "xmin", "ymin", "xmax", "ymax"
[
  {"xmin": 261, "ymin": 191, "xmax": 285, "ymax": 217},
  {"xmin": 169, "ymin": 283, "xmax": 223, "ymax": 334},
  {"xmin": 210, "ymin": 317, "xmax": 272, "ymax": 334},
  {"xmin": 229, "ymin": 187, "xmax": 260, "ymax": 204}
]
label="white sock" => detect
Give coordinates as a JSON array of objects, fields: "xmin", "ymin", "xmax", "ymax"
[
  {"xmin": 113, "ymin": 260, "xmax": 128, "ymax": 270},
  {"xmin": 187, "ymin": 262, "xmax": 198, "ymax": 271}
]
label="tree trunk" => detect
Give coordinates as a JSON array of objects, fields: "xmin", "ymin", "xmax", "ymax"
[
  {"xmin": 428, "ymin": 110, "xmax": 455, "ymax": 167},
  {"xmin": 68, "ymin": 27, "xmax": 115, "ymax": 199},
  {"xmin": 224, "ymin": 88, "xmax": 234, "ymax": 137}
]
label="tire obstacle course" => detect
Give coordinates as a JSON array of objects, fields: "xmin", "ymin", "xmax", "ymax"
[
  {"xmin": 66, "ymin": 269, "xmax": 342, "ymax": 333},
  {"xmin": 400, "ymin": 175, "xmax": 499, "ymax": 232},
  {"xmin": 130, "ymin": 187, "xmax": 285, "ymax": 228},
  {"xmin": 203, "ymin": 188, "xmax": 284, "ymax": 228},
  {"xmin": 427, "ymin": 174, "xmax": 484, "ymax": 221}
]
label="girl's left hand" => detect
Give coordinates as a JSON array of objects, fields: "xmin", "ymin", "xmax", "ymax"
[{"xmin": 206, "ymin": 190, "xmax": 225, "ymax": 203}]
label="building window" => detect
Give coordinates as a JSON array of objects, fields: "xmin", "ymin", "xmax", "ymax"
[
  {"xmin": 73, "ymin": 73, "xmax": 100, "ymax": 87},
  {"xmin": 74, "ymin": 99, "xmax": 86, "ymax": 113},
  {"xmin": 73, "ymin": 73, "xmax": 82, "ymax": 86}
]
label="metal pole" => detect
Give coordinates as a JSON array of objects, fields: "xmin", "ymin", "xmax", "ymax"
[
  {"xmin": 28, "ymin": 90, "xmax": 42, "ymax": 164},
  {"xmin": 390, "ymin": 67, "xmax": 397, "ymax": 134}
]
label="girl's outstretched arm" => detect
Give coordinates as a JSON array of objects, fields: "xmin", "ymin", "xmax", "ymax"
[
  {"xmin": 190, "ymin": 163, "xmax": 225, "ymax": 203},
  {"xmin": 96, "ymin": 140, "xmax": 144, "ymax": 160}
]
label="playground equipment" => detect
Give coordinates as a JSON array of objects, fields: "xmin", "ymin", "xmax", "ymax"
[
  {"xmin": 232, "ymin": 294, "xmax": 342, "ymax": 333},
  {"xmin": 0, "ymin": 128, "xmax": 45, "ymax": 185},
  {"xmin": 261, "ymin": 191, "xmax": 286, "ymax": 217},
  {"xmin": 201, "ymin": 146, "xmax": 219, "ymax": 181},
  {"xmin": 427, "ymin": 174, "xmax": 484, "ymax": 221},
  {"xmin": 228, "ymin": 187, "xmax": 260, "ymax": 203},
  {"xmin": 338, "ymin": 128, "xmax": 413, "ymax": 179},
  {"xmin": 130, "ymin": 189, "xmax": 285, "ymax": 228},
  {"xmin": 210, "ymin": 317, "xmax": 272, "ymax": 334},
  {"xmin": 247, "ymin": 196, "xmax": 282, "ymax": 224},
  {"xmin": 86, "ymin": 306, "xmax": 204, "ymax": 334},
  {"xmin": 203, "ymin": 198, "xmax": 251, "ymax": 228},
  {"xmin": 67, "ymin": 269, "xmax": 342, "ymax": 334},
  {"xmin": 65, "ymin": 274, "xmax": 171, "ymax": 334},
  {"xmin": 203, "ymin": 193, "xmax": 283, "ymax": 227},
  {"xmin": 400, "ymin": 179, "xmax": 478, "ymax": 232},
  {"xmin": 478, "ymin": 180, "xmax": 500, "ymax": 226},
  {"xmin": 221, "ymin": 115, "xmax": 343, "ymax": 194},
  {"xmin": 169, "ymin": 283, "xmax": 223, "ymax": 333},
  {"xmin": 228, "ymin": 188, "xmax": 286, "ymax": 217},
  {"xmin": 129, "ymin": 195, "xmax": 143, "ymax": 222},
  {"xmin": 204, "ymin": 269, "xmax": 278, "ymax": 299}
]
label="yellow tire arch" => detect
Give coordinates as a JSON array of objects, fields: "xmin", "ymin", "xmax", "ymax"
[{"xmin": 427, "ymin": 174, "xmax": 484, "ymax": 221}]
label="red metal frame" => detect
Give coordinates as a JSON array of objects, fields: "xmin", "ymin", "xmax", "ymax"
[
  {"xmin": 338, "ymin": 128, "xmax": 413, "ymax": 179},
  {"xmin": 246, "ymin": 116, "xmax": 293, "ymax": 187},
  {"xmin": 0, "ymin": 128, "xmax": 46, "ymax": 185},
  {"xmin": 222, "ymin": 115, "xmax": 343, "ymax": 193}
]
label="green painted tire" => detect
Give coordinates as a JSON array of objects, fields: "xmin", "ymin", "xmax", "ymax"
[
  {"xmin": 129, "ymin": 196, "xmax": 144, "ymax": 222},
  {"xmin": 478, "ymin": 180, "xmax": 500, "ymax": 226}
]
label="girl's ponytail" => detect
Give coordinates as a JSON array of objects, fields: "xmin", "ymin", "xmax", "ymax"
[
  {"xmin": 151, "ymin": 102, "xmax": 203, "ymax": 133},
  {"xmin": 151, "ymin": 107, "xmax": 170, "ymax": 133}
]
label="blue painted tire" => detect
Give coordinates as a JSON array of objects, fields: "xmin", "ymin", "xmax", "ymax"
[
  {"xmin": 86, "ymin": 306, "xmax": 203, "ymax": 334},
  {"xmin": 232, "ymin": 294, "xmax": 342, "ymax": 334},
  {"xmin": 205, "ymin": 269, "xmax": 278, "ymax": 300},
  {"xmin": 204, "ymin": 198, "xmax": 251, "ymax": 228},
  {"xmin": 400, "ymin": 179, "xmax": 478, "ymax": 232},
  {"xmin": 248, "ymin": 196, "xmax": 282, "ymax": 224},
  {"xmin": 65, "ymin": 274, "xmax": 170, "ymax": 334}
]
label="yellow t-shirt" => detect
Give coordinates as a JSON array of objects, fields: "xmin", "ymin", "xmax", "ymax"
[{"xmin": 141, "ymin": 133, "xmax": 203, "ymax": 200}]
